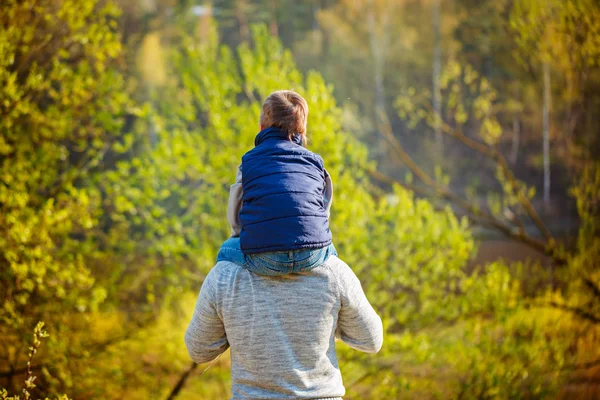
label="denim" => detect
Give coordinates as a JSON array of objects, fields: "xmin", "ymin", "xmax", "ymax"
[
  {"xmin": 217, "ymin": 237, "xmax": 337, "ymax": 276},
  {"xmin": 217, "ymin": 237, "xmax": 246, "ymax": 265}
]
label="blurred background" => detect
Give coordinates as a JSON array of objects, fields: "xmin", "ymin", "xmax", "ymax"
[{"xmin": 1, "ymin": 0, "xmax": 599, "ymax": 399}]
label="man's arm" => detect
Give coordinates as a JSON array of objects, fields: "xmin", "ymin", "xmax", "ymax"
[
  {"xmin": 227, "ymin": 166, "xmax": 243, "ymax": 237},
  {"xmin": 184, "ymin": 268, "xmax": 230, "ymax": 363},
  {"xmin": 336, "ymin": 262, "xmax": 383, "ymax": 353}
]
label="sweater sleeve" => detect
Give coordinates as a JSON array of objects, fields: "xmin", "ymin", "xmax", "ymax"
[
  {"xmin": 184, "ymin": 267, "xmax": 230, "ymax": 364},
  {"xmin": 227, "ymin": 166, "xmax": 243, "ymax": 237},
  {"xmin": 335, "ymin": 262, "xmax": 383, "ymax": 353},
  {"xmin": 323, "ymin": 169, "xmax": 333, "ymax": 218}
]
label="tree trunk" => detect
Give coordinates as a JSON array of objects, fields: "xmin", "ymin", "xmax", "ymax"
[
  {"xmin": 366, "ymin": 0, "xmax": 386, "ymax": 117},
  {"xmin": 510, "ymin": 86, "xmax": 520, "ymax": 165},
  {"xmin": 432, "ymin": 0, "xmax": 442, "ymax": 147},
  {"xmin": 165, "ymin": 362, "xmax": 198, "ymax": 400},
  {"xmin": 268, "ymin": 0, "xmax": 278, "ymax": 37},
  {"xmin": 542, "ymin": 61, "xmax": 551, "ymax": 208},
  {"xmin": 564, "ymin": 69, "xmax": 573, "ymax": 141},
  {"xmin": 235, "ymin": 0, "xmax": 250, "ymax": 42},
  {"xmin": 319, "ymin": 0, "xmax": 331, "ymax": 68},
  {"xmin": 510, "ymin": 118, "xmax": 520, "ymax": 166}
]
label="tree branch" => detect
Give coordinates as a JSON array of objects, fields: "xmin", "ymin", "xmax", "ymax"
[
  {"xmin": 371, "ymin": 118, "xmax": 556, "ymax": 260},
  {"xmin": 165, "ymin": 354, "xmax": 223, "ymax": 400},
  {"xmin": 547, "ymin": 302, "xmax": 600, "ymax": 324},
  {"xmin": 375, "ymin": 109, "xmax": 564, "ymax": 263},
  {"xmin": 165, "ymin": 362, "xmax": 198, "ymax": 400},
  {"xmin": 0, "ymin": 365, "xmax": 44, "ymax": 379},
  {"xmin": 572, "ymin": 358, "xmax": 600, "ymax": 371},
  {"xmin": 430, "ymin": 106, "xmax": 554, "ymax": 243},
  {"xmin": 583, "ymin": 277, "xmax": 600, "ymax": 301}
]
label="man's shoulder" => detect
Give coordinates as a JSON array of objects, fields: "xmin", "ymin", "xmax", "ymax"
[
  {"xmin": 319, "ymin": 256, "xmax": 363, "ymax": 293},
  {"xmin": 211, "ymin": 260, "xmax": 244, "ymax": 276},
  {"xmin": 319, "ymin": 256, "xmax": 356, "ymax": 280},
  {"xmin": 205, "ymin": 261, "xmax": 244, "ymax": 285},
  {"xmin": 206, "ymin": 257, "xmax": 356, "ymax": 288}
]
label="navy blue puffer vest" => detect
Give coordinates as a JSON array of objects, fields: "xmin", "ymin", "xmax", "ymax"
[{"xmin": 239, "ymin": 127, "xmax": 332, "ymax": 254}]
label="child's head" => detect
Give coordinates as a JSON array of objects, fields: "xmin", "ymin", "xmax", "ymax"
[{"xmin": 260, "ymin": 90, "xmax": 308, "ymax": 145}]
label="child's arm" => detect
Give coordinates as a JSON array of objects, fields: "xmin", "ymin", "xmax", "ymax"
[
  {"xmin": 227, "ymin": 166, "xmax": 243, "ymax": 237},
  {"xmin": 324, "ymin": 169, "xmax": 333, "ymax": 218}
]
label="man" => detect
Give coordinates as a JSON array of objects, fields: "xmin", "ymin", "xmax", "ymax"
[{"xmin": 184, "ymin": 256, "xmax": 383, "ymax": 399}]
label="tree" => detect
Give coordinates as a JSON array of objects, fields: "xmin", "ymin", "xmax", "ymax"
[
  {"xmin": 0, "ymin": 0, "xmax": 134, "ymax": 393},
  {"xmin": 388, "ymin": 56, "xmax": 600, "ymax": 396},
  {"xmin": 1, "ymin": 323, "xmax": 69, "ymax": 400},
  {"xmin": 511, "ymin": 0, "xmax": 557, "ymax": 208},
  {"xmin": 543, "ymin": 61, "xmax": 552, "ymax": 207},
  {"xmin": 511, "ymin": 0, "xmax": 600, "ymax": 206},
  {"xmin": 432, "ymin": 0, "xmax": 443, "ymax": 147},
  {"xmin": 318, "ymin": 0, "xmax": 404, "ymax": 118}
]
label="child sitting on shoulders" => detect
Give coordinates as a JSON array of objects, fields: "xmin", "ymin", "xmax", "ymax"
[{"xmin": 217, "ymin": 90, "xmax": 337, "ymax": 275}]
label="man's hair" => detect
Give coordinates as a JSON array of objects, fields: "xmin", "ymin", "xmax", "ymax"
[{"xmin": 260, "ymin": 90, "xmax": 308, "ymax": 144}]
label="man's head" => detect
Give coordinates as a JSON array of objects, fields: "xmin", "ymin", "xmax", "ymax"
[{"xmin": 260, "ymin": 90, "xmax": 308, "ymax": 145}]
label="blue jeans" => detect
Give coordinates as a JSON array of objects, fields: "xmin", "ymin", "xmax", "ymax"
[{"xmin": 217, "ymin": 237, "xmax": 337, "ymax": 276}]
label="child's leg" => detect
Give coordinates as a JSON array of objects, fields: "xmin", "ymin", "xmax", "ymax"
[
  {"xmin": 328, "ymin": 242, "xmax": 338, "ymax": 257},
  {"xmin": 243, "ymin": 252, "xmax": 293, "ymax": 276},
  {"xmin": 290, "ymin": 243, "xmax": 337, "ymax": 273},
  {"xmin": 244, "ymin": 242, "xmax": 337, "ymax": 276},
  {"xmin": 216, "ymin": 237, "xmax": 245, "ymax": 265}
]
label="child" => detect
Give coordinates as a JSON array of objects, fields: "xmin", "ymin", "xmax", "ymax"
[{"xmin": 217, "ymin": 90, "xmax": 337, "ymax": 275}]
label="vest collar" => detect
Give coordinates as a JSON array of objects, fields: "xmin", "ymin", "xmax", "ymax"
[{"xmin": 254, "ymin": 127, "xmax": 303, "ymax": 147}]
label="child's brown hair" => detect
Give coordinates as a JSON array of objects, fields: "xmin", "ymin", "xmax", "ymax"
[{"xmin": 260, "ymin": 90, "xmax": 308, "ymax": 145}]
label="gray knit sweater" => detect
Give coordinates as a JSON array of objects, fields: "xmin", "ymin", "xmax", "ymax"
[{"xmin": 184, "ymin": 256, "xmax": 383, "ymax": 400}]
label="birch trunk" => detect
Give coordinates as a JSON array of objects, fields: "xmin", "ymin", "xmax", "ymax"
[
  {"xmin": 268, "ymin": 0, "xmax": 278, "ymax": 37},
  {"xmin": 510, "ymin": 86, "xmax": 520, "ymax": 165},
  {"xmin": 543, "ymin": 62, "xmax": 551, "ymax": 208},
  {"xmin": 235, "ymin": 0, "xmax": 249, "ymax": 42},
  {"xmin": 432, "ymin": 0, "xmax": 442, "ymax": 147},
  {"xmin": 367, "ymin": 3, "xmax": 386, "ymax": 116},
  {"xmin": 511, "ymin": 115, "xmax": 520, "ymax": 165}
]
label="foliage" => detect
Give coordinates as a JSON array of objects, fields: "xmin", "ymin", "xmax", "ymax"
[
  {"xmin": 549, "ymin": 163, "xmax": 600, "ymax": 328},
  {"xmin": 1, "ymin": 323, "xmax": 68, "ymax": 400},
  {"xmin": 2, "ymin": 0, "xmax": 600, "ymax": 399},
  {"xmin": 388, "ymin": 38, "xmax": 600, "ymax": 399},
  {"xmin": 0, "ymin": 0, "xmax": 124, "ymax": 326},
  {"xmin": 0, "ymin": 0, "xmax": 136, "ymax": 392},
  {"xmin": 511, "ymin": 0, "xmax": 600, "ymax": 69},
  {"xmin": 394, "ymin": 58, "xmax": 556, "ymax": 259},
  {"xmin": 511, "ymin": 0, "xmax": 600, "ymax": 162}
]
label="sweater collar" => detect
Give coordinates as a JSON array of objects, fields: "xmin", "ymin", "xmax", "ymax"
[{"xmin": 254, "ymin": 127, "xmax": 303, "ymax": 147}]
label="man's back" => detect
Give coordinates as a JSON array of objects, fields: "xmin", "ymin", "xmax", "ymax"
[{"xmin": 185, "ymin": 256, "xmax": 383, "ymax": 400}]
